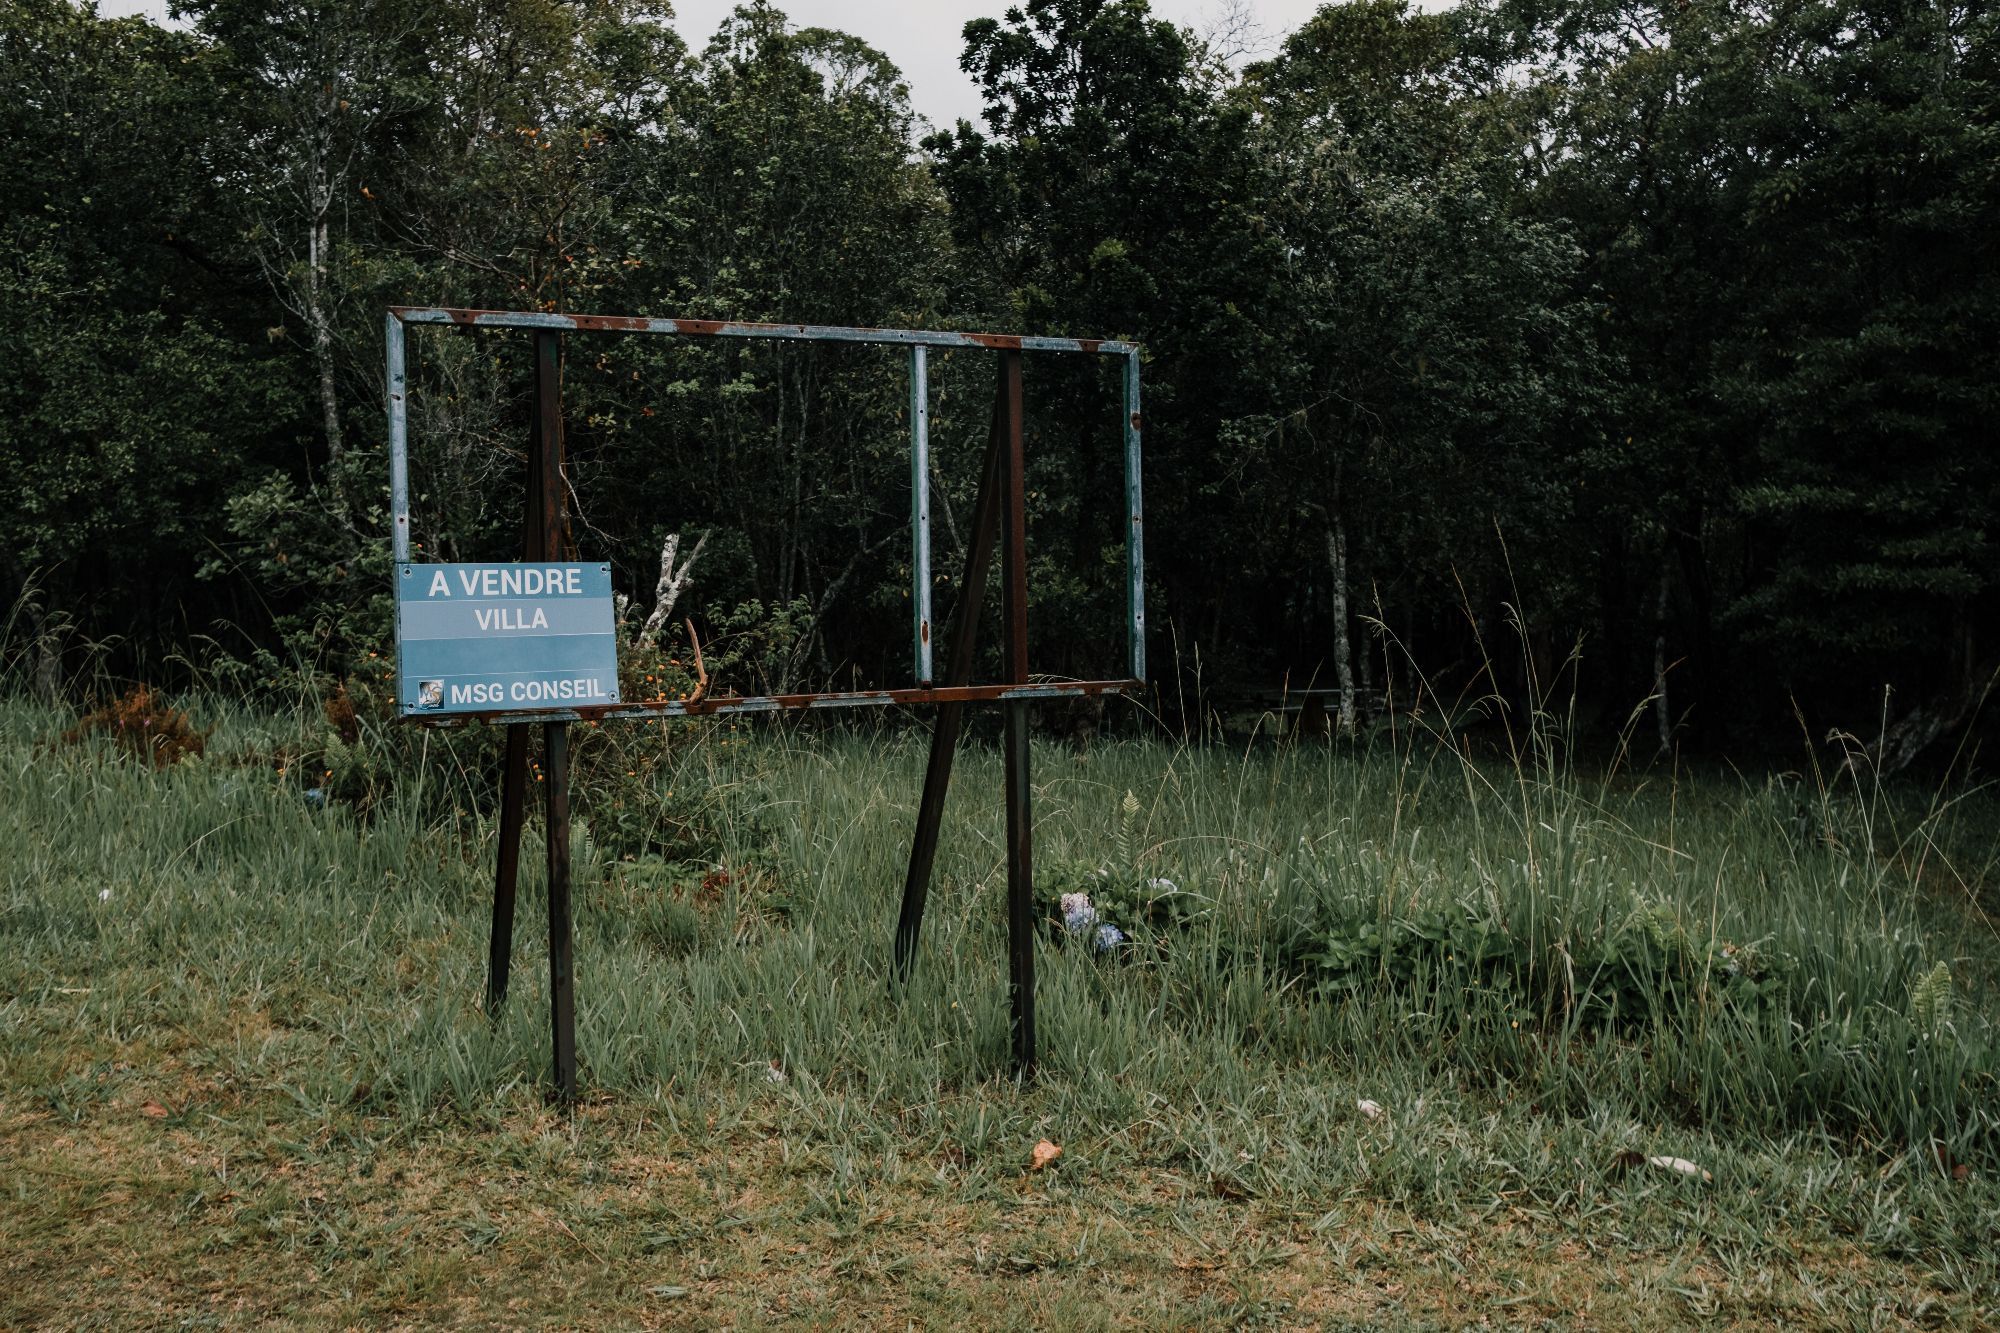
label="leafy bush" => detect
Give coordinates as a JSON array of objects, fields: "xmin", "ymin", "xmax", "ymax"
[
  {"xmin": 1280, "ymin": 894, "xmax": 1793, "ymax": 1035},
  {"xmin": 278, "ymin": 632, "xmax": 743, "ymax": 869}
]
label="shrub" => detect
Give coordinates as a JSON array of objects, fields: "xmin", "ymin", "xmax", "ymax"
[
  {"xmin": 62, "ymin": 684, "xmax": 207, "ymax": 767},
  {"xmin": 1038, "ymin": 790, "xmax": 1208, "ymax": 951},
  {"xmin": 1279, "ymin": 895, "xmax": 1793, "ymax": 1034}
]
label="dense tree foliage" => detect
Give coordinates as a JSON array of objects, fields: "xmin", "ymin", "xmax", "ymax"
[{"xmin": 2, "ymin": 0, "xmax": 1993, "ymax": 760}]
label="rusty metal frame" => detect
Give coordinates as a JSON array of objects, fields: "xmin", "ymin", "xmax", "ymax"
[
  {"xmin": 385, "ymin": 305, "xmax": 1146, "ymax": 1097},
  {"xmin": 387, "ymin": 307, "xmax": 1146, "ymax": 685}
]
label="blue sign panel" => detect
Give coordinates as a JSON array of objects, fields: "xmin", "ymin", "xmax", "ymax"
[{"xmin": 396, "ymin": 562, "xmax": 620, "ymax": 716}]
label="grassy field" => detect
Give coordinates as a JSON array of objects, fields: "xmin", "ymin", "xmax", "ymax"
[{"xmin": 2, "ymin": 691, "xmax": 1997, "ymax": 1328}]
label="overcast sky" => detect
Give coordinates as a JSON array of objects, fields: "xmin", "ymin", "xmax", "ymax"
[
  {"xmin": 94, "ymin": 0, "xmax": 1350, "ymax": 133},
  {"xmin": 663, "ymin": 0, "xmax": 1338, "ymax": 131}
]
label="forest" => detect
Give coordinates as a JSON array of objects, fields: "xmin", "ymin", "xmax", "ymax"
[
  {"xmin": 3, "ymin": 0, "xmax": 1995, "ymax": 760},
  {"xmin": 6, "ymin": 4, "xmax": 2000, "ymax": 1321}
]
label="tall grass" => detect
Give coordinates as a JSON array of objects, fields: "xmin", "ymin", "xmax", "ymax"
[{"xmin": 2, "ymin": 681, "xmax": 1993, "ymax": 1182}]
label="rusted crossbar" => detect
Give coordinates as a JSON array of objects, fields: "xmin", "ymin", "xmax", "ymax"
[
  {"xmin": 418, "ymin": 679, "xmax": 1140, "ymax": 727},
  {"xmin": 390, "ymin": 305, "xmax": 1138, "ymax": 356}
]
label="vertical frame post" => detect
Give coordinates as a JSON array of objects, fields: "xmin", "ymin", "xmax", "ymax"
[
  {"xmin": 535, "ymin": 329, "xmax": 578, "ymax": 1101},
  {"xmin": 998, "ymin": 350, "xmax": 1035, "ymax": 1077},
  {"xmin": 911, "ymin": 345, "xmax": 933, "ymax": 685},
  {"xmin": 486, "ymin": 393, "xmax": 533, "ymax": 1015},
  {"xmin": 386, "ymin": 313, "xmax": 411, "ymax": 564},
  {"xmin": 488, "ymin": 330, "xmax": 545, "ymax": 1017},
  {"xmin": 1123, "ymin": 350, "xmax": 1145, "ymax": 684}
]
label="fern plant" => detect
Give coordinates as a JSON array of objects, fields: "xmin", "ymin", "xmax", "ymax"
[
  {"xmin": 1910, "ymin": 960, "xmax": 1954, "ymax": 1038},
  {"xmin": 1038, "ymin": 789, "xmax": 1206, "ymax": 951}
]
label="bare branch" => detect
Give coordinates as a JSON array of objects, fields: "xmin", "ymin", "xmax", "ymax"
[{"xmin": 636, "ymin": 530, "xmax": 709, "ymax": 649}]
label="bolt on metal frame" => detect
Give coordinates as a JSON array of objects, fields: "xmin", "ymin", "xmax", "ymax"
[{"xmin": 386, "ymin": 305, "xmax": 1146, "ymax": 1097}]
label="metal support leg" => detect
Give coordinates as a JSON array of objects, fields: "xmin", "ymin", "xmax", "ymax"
[
  {"xmin": 487, "ymin": 330, "xmax": 552, "ymax": 1017},
  {"xmin": 995, "ymin": 351, "xmax": 1035, "ymax": 1076},
  {"xmin": 544, "ymin": 720, "xmax": 576, "ymax": 1099},
  {"xmin": 532, "ymin": 328, "xmax": 578, "ymax": 1102},
  {"xmin": 892, "ymin": 364, "xmax": 1009, "ymax": 979},
  {"xmin": 1004, "ymin": 699, "xmax": 1033, "ymax": 1076},
  {"xmin": 487, "ymin": 724, "xmax": 528, "ymax": 1013}
]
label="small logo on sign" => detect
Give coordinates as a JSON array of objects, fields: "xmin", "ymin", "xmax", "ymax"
[{"xmin": 416, "ymin": 680, "xmax": 444, "ymax": 710}]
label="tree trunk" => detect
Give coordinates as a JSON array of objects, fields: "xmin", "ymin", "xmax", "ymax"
[
  {"xmin": 1358, "ymin": 617, "xmax": 1375, "ymax": 726},
  {"xmin": 19, "ymin": 595, "xmax": 62, "ymax": 706},
  {"xmin": 1863, "ymin": 641, "xmax": 1996, "ymax": 777},
  {"xmin": 636, "ymin": 531, "xmax": 708, "ymax": 650},
  {"xmin": 1671, "ymin": 520, "xmax": 1717, "ymax": 748},
  {"xmin": 1326, "ymin": 505, "xmax": 1355, "ymax": 739},
  {"xmin": 1652, "ymin": 559, "xmax": 1672, "ymax": 756},
  {"xmin": 306, "ymin": 189, "xmax": 346, "ymax": 515},
  {"xmin": 774, "ymin": 365, "xmax": 794, "ymax": 606}
]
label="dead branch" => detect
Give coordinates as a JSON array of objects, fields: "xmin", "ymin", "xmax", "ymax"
[{"xmin": 637, "ymin": 530, "xmax": 708, "ymax": 649}]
